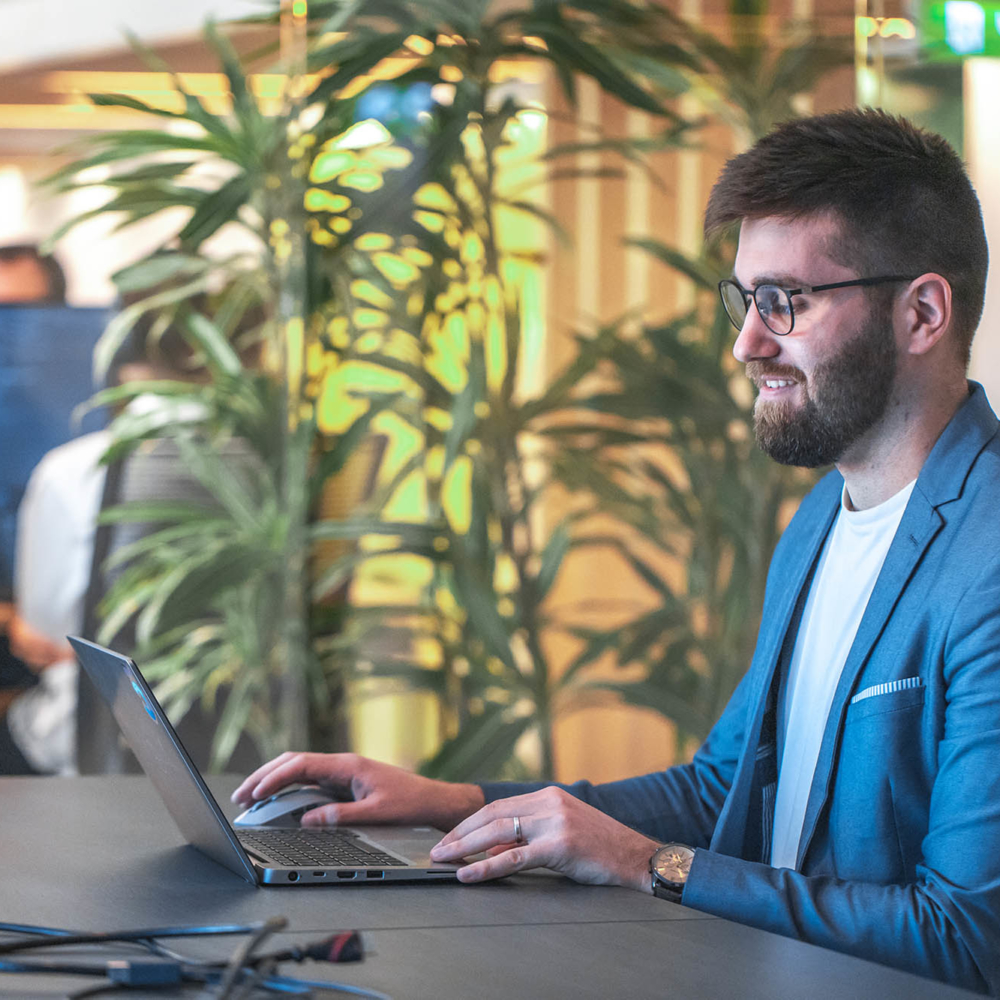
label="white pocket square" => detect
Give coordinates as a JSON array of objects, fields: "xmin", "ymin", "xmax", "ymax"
[{"xmin": 850, "ymin": 676, "xmax": 924, "ymax": 706}]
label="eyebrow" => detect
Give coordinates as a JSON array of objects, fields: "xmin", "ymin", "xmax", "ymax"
[{"xmin": 731, "ymin": 273, "xmax": 811, "ymax": 289}]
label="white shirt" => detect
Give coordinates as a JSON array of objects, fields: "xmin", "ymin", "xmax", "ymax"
[
  {"xmin": 8, "ymin": 431, "xmax": 109, "ymax": 774},
  {"xmin": 769, "ymin": 479, "xmax": 916, "ymax": 870},
  {"xmin": 7, "ymin": 394, "xmax": 208, "ymax": 773}
]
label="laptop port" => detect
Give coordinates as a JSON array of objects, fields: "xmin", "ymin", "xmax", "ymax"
[
  {"xmin": 366, "ymin": 871, "xmax": 384, "ymax": 879},
  {"xmin": 337, "ymin": 870, "xmax": 358, "ymax": 879},
  {"xmin": 313, "ymin": 872, "xmax": 326, "ymax": 877},
  {"xmin": 288, "ymin": 871, "xmax": 299, "ymax": 882}
]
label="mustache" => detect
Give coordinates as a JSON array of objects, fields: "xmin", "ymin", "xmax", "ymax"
[{"xmin": 745, "ymin": 361, "xmax": 805, "ymax": 386}]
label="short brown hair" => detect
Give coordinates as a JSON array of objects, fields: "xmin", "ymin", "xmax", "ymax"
[
  {"xmin": 0, "ymin": 243, "xmax": 66, "ymax": 303},
  {"xmin": 704, "ymin": 109, "xmax": 988, "ymax": 365}
]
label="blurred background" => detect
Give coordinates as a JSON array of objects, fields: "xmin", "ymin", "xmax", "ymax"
[{"xmin": 0, "ymin": 0, "xmax": 997, "ymax": 784}]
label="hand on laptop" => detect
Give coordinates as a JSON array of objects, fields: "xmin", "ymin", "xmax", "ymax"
[
  {"xmin": 231, "ymin": 752, "xmax": 486, "ymax": 833},
  {"xmin": 429, "ymin": 787, "xmax": 659, "ymax": 891}
]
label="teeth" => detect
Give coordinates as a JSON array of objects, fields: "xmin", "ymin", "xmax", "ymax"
[{"xmin": 764, "ymin": 379, "xmax": 794, "ymax": 388}]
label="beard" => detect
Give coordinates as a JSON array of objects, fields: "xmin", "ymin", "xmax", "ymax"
[{"xmin": 747, "ymin": 308, "xmax": 897, "ymax": 468}]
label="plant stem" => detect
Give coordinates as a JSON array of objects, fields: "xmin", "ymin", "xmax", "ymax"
[{"xmin": 272, "ymin": 0, "xmax": 311, "ymax": 756}]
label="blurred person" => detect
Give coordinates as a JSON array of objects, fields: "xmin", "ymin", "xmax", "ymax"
[
  {"xmin": 0, "ymin": 298, "xmax": 211, "ymax": 775},
  {"xmin": 234, "ymin": 110, "xmax": 1000, "ymax": 993},
  {"xmin": 0, "ymin": 245, "xmax": 67, "ymax": 704},
  {"xmin": 0, "ymin": 432, "xmax": 110, "ymax": 774}
]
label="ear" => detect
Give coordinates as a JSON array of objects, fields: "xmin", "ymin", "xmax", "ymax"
[{"xmin": 898, "ymin": 273, "xmax": 952, "ymax": 357}]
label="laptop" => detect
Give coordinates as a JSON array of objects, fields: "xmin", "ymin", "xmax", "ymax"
[{"xmin": 69, "ymin": 637, "xmax": 463, "ymax": 886}]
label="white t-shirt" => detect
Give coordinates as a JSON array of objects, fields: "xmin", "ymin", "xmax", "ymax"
[
  {"xmin": 769, "ymin": 479, "xmax": 916, "ymax": 870},
  {"xmin": 8, "ymin": 431, "xmax": 109, "ymax": 774}
]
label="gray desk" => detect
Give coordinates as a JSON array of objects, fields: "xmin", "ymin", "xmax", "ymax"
[{"xmin": 3, "ymin": 776, "xmax": 978, "ymax": 998}]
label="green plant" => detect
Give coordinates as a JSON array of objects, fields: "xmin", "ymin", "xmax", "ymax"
[
  {"xmin": 302, "ymin": 0, "xmax": 846, "ymax": 780},
  {"xmin": 48, "ymin": 0, "xmax": 847, "ymax": 776},
  {"xmin": 45, "ymin": 0, "xmax": 694, "ymax": 769}
]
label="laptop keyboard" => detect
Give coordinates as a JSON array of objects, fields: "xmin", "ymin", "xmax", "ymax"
[{"xmin": 238, "ymin": 829, "xmax": 405, "ymax": 868}]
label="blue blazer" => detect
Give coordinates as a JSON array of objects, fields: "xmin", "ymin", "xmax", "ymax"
[{"xmin": 483, "ymin": 382, "xmax": 1000, "ymax": 994}]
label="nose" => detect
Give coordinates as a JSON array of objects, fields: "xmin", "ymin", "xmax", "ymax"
[{"xmin": 732, "ymin": 301, "xmax": 780, "ymax": 364}]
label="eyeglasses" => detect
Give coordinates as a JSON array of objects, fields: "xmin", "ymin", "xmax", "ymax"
[{"xmin": 718, "ymin": 275, "xmax": 917, "ymax": 336}]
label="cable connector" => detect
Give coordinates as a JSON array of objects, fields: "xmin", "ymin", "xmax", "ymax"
[
  {"xmin": 106, "ymin": 957, "xmax": 183, "ymax": 986},
  {"xmin": 271, "ymin": 930, "xmax": 364, "ymax": 965},
  {"xmin": 309, "ymin": 931, "xmax": 363, "ymax": 964}
]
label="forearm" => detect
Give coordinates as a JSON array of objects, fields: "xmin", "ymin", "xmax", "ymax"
[{"xmin": 684, "ymin": 850, "xmax": 990, "ymax": 994}]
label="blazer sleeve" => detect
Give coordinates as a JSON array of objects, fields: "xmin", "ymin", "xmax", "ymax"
[
  {"xmin": 479, "ymin": 666, "xmax": 753, "ymax": 847},
  {"xmin": 681, "ymin": 572, "xmax": 1000, "ymax": 996}
]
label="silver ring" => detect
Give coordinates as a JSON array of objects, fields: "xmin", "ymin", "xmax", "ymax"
[{"xmin": 512, "ymin": 815, "xmax": 524, "ymax": 844}]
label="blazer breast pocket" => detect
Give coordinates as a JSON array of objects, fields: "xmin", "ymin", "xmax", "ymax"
[{"xmin": 846, "ymin": 677, "xmax": 925, "ymax": 722}]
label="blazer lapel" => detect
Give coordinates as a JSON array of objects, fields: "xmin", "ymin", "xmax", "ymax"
[{"xmin": 710, "ymin": 480, "xmax": 840, "ymax": 859}]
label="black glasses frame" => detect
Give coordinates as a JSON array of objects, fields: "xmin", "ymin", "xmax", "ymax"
[{"xmin": 718, "ymin": 275, "xmax": 918, "ymax": 336}]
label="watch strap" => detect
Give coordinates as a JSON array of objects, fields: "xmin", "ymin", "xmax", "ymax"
[
  {"xmin": 649, "ymin": 843, "xmax": 694, "ymax": 904},
  {"xmin": 651, "ymin": 877, "xmax": 684, "ymax": 904}
]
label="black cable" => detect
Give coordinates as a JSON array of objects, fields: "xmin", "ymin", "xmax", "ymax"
[
  {"xmin": 0, "ymin": 919, "xmax": 393, "ymax": 999},
  {"xmin": 0, "ymin": 957, "xmax": 115, "ymax": 975},
  {"xmin": 0, "ymin": 921, "xmax": 271, "ymax": 956},
  {"xmin": 216, "ymin": 917, "xmax": 286, "ymax": 1000},
  {"xmin": 0, "ymin": 921, "xmax": 74, "ymax": 937},
  {"xmin": 0, "ymin": 928, "xmax": 205, "ymax": 973}
]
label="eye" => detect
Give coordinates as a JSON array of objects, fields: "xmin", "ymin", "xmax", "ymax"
[
  {"xmin": 757, "ymin": 285, "xmax": 788, "ymax": 317},
  {"xmin": 788, "ymin": 293, "xmax": 808, "ymax": 315}
]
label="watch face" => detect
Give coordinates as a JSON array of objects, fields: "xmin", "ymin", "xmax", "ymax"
[{"xmin": 653, "ymin": 844, "xmax": 694, "ymax": 883}]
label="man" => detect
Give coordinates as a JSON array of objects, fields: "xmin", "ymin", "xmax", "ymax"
[
  {"xmin": 0, "ymin": 244, "xmax": 68, "ymax": 746},
  {"xmin": 233, "ymin": 110, "xmax": 999, "ymax": 992},
  {"xmin": 2, "ymin": 299, "xmax": 211, "ymax": 775}
]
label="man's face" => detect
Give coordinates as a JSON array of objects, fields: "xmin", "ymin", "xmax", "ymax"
[
  {"xmin": 731, "ymin": 215, "xmax": 899, "ymax": 468},
  {"xmin": 0, "ymin": 255, "xmax": 53, "ymax": 304}
]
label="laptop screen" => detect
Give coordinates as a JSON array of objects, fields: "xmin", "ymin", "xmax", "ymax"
[{"xmin": 69, "ymin": 636, "xmax": 258, "ymax": 884}]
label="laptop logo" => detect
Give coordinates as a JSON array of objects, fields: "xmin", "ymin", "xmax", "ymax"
[{"xmin": 129, "ymin": 675, "xmax": 158, "ymax": 721}]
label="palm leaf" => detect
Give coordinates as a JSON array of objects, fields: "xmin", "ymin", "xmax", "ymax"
[
  {"xmin": 527, "ymin": 22, "xmax": 668, "ymax": 117},
  {"xmin": 535, "ymin": 522, "xmax": 571, "ymax": 603},
  {"xmin": 418, "ymin": 705, "xmax": 534, "ymax": 781},
  {"xmin": 178, "ymin": 174, "xmax": 253, "ymax": 246}
]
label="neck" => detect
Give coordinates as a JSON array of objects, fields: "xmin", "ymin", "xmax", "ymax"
[{"xmin": 837, "ymin": 377, "xmax": 969, "ymax": 510}]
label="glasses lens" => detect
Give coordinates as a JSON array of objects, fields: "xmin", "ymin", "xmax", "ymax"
[
  {"xmin": 755, "ymin": 285, "xmax": 793, "ymax": 335},
  {"xmin": 719, "ymin": 281, "xmax": 748, "ymax": 331}
]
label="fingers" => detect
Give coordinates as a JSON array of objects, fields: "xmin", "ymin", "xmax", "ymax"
[
  {"xmin": 457, "ymin": 846, "xmax": 537, "ymax": 883},
  {"xmin": 231, "ymin": 752, "xmax": 299, "ymax": 804},
  {"xmin": 486, "ymin": 844, "xmax": 515, "ymax": 857},
  {"xmin": 231, "ymin": 752, "xmax": 357, "ymax": 805},
  {"xmin": 432, "ymin": 816, "xmax": 524, "ymax": 862},
  {"xmin": 230, "ymin": 750, "xmax": 294, "ymax": 805},
  {"xmin": 436, "ymin": 795, "xmax": 530, "ymax": 848},
  {"xmin": 431, "ymin": 799, "xmax": 541, "ymax": 881},
  {"xmin": 300, "ymin": 794, "xmax": 389, "ymax": 827}
]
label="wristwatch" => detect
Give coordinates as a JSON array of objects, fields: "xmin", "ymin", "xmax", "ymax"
[{"xmin": 650, "ymin": 843, "xmax": 695, "ymax": 903}]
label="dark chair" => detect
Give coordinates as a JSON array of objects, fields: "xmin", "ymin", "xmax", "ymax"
[{"xmin": 76, "ymin": 438, "xmax": 264, "ymax": 775}]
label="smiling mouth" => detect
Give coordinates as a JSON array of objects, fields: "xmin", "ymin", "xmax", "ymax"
[{"xmin": 745, "ymin": 361, "xmax": 805, "ymax": 394}]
